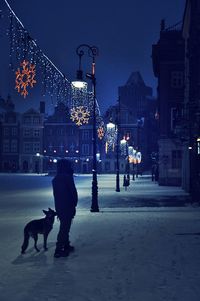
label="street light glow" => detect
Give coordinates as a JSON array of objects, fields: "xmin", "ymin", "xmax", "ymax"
[
  {"xmin": 106, "ymin": 122, "xmax": 115, "ymax": 129},
  {"xmin": 71, "ymin": 81, "xmax": 87, "ymax": 89}
]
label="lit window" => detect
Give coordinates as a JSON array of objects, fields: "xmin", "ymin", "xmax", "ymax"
[{"xmin": 197, "ymin": 138, "xmax": 200, "ymax": 155}]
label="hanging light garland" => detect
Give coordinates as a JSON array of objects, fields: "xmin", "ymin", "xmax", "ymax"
[
  {"xmin": 3, "ymin": 0, "xmax": 104, "ymax": 124},
  {"xmin": 4, "ymin": 0, "xmax": 71, "ymax": 104}
]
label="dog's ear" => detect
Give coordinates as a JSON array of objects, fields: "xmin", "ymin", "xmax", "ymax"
[
  {"xmin": 43, "ymin": 210, "xmax": 48, "ymax": 215},
  {"xmin": 48, "ymin": 207, "xmax": 53, "ymax": 211}
]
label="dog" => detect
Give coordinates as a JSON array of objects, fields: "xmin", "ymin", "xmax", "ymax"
[{"xmin": 21, "ymin": 208, "xmax": 57, "ymax": 254}]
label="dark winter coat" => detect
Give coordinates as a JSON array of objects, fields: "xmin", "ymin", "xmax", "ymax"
[{"xmin": 52, "ymin": 173, "xmax": 78, "ymax": 219}]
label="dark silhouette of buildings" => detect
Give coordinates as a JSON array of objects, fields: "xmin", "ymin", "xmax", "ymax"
[
  {"xmin": 152, "ymin": 20, "xmax": 185, "ymax": 186},
  {"xmin": 103, "ymin": 71, "xmax": 157, "ymax": 174},
  {"xmin": 152, "ymin": 0, "xmax": 200, "ymax": 200}
]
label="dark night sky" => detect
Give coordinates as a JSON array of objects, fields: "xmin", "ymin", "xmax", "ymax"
[{"xmin": 0, "ymin": 0, "xmax": 185, "ymax": 114}]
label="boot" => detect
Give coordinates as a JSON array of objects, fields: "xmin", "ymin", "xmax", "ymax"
[
  {"xmin": 54, "ymin": 247, "xmax": 69, "ymax": 258},
  {"xmin": 64, "ymin": 244, "xmax": 75, "ymax": 253}
]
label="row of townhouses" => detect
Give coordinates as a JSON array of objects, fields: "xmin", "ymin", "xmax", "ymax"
[{"xmin": 0, "ymin": 71, "xmax": 158, "ymax": 175}]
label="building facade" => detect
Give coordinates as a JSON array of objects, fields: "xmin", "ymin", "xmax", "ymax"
[
  {"xmin": 182, "ymin": 0, "xmax": 200, "ymax": 199},
  {"xmin": 152, "ymin": 20, "xmax": 185, "ymax": 186},
  {"xmin": 19, "ymin": 108, "xmax": 44, "ymax": 173},
  {"xmin": 102, "ymin": 71, "xmax": 157, "ymax": 174}
]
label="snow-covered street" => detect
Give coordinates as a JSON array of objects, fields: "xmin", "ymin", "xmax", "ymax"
[{"xmin": 0, "ymin": 174, "xmax": 200, "ymax": 300}]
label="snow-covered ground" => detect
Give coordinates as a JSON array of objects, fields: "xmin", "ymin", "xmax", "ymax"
[{"xmin": 0, "ymin": 174, "xmax": 199, "ymax": 301}]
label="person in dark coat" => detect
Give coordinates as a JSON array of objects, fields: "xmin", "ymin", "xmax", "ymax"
[{"xmin": 52, "ymin": 159, "xmax": 78, "ymax": 258}]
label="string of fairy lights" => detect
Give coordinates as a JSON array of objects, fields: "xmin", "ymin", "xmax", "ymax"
[
  {"xmin": 2, "ymin": 0, "xmax": 107, "ymax": 140},
  {"xmin": 2, "ymin": 2, "xmax": 142, "ymax": 158},
  {"xmin": 4, "ymin": 0, "xmax": 71, "ymax": 103}
]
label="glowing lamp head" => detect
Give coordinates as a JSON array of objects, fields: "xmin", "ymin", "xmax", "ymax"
[
  {"xmin": 120, "ymin": 138, "xmax": 127, "ymax": 145},
  {"xmin": 71, "ymin": 80, "xmax": 87, "ymax": 89},
  {"xmin": 106, "ymin": 122, "xmax": 115, "ymax": 130}
]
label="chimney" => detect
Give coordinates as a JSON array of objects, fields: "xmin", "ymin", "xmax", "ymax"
[
  {"xmin": 160, "ymin": 19, "xmax": 165, "ymax": 32},
  {"xmin": 40, "ymin": 101, "xmax": 45, "ymax": 114}
]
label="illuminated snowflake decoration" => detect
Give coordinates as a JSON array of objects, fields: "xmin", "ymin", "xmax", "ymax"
[
  {"xmin": 15, "ymin": 60, "xmax": 36, "ymax": 98},
  {"xmin": 70, "ymin": 106, "xmax": 90, "ymax": 126},
  {"xmin": 97, "ymin": 126, "xmax": 104, "ymax": 140}
]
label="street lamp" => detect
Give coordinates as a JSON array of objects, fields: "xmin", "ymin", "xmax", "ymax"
[
  {"xmin": 73, "ymin": 44, "xmax": 99, "ymax": 212},
  {"xmin": 115, "ymin": 99, "xmax": 121, "ymax": 192},
  {"xmin": 120, "ymin": 136, "xmax": 130, "ymax": 183},
  {"xmin": 105, "ymin": 121, "xmax": 119, "ymax": 191}
]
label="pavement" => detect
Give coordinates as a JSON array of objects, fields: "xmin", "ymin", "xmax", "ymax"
[
  {"xmin": 87, "ymin": 174, "xmax": 193, "ymax": 208},
  {"xmin": 0, "ymin": 173, "xmax": 199, "ymax": 301}
]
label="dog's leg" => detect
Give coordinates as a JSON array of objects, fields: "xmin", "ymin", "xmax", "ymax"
[
  {"xmin": 43, "ymin": 233, "xmax": 49, "ymax": 251},
  {"xmin": 21, "ymin": 230, "xmax": 30, "ymax": 254},
  {"xmin": 33, "ymin": 234, "xmax": 40, "ymax": 252}
]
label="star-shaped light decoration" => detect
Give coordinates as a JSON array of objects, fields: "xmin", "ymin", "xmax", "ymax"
[
  {"xmin": 70, "ymin": 106, "xmax": 90, "ymax": 126},
  {"xmin": 97, "ymin": 126, "xmax": 104, "ymax": 140},
  {"xmin": 15, "ymin": 60, "xmax": 36, "ymax": 98}
]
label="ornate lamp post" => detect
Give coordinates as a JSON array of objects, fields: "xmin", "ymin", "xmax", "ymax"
[
  {"xmin": 115, "ymin": 99, "xmax": 120, "ymax": 192},
  {"xmin": 120, "ymin": 136, "xmax": 130, "ymax": 182},
  {"xmin": 73, "ymin": 44, "xmax": 99, "ymax": 212}
]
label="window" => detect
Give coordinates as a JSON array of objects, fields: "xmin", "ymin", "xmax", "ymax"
[
  {"xmin": 3, "ymin": 127, "xmax": 9, "ymax": 136},
  {"xmin": 69, "ymin": 128, "xmax": 74, "ymax": 136},
  {"xmin": 171, "ymin": 150, "xmax": 182, "ymax": 169},
  {"xmin": 23, "ymin": 128, "xmax": 31, "ymax": 137},
  {"xmin": 171, "ymin": 71, "xmax": 183, "ymax": 88},
  {"xmin": 3, "ymin": 140, "xmax": 9, "ymax": 152},
  {"xmin": 171, "ymin": 108, "xmax": 177, "ymax": 130},
  {"xmin": 171, "ymin": 107, "xmax": 183, "ymax": 130},
  {"xmin": 33, "ymin": 129, "xmax": 40, "ymax": 137},
  {"xmin": 57, "ymin": 128, "xmax": 64, "ymax": 135},
  {"xmin": 82, "ymin": 130, "xmax": 89, "ymax": 140},
  {"xmin": 11, "ymin": 140, "xmax": 17, "ymax": 152},
  {"xmin": 33, "ymin": 142, "xmax": 40, "ymax": 153},
  {"xmin": 12, "ymin": 128, "xmax": 17, "ymax": 136},
  {"xmin": 33, "ymin": 117, "xmax": 40, "ymax": 124},
  {"xmin": 82, "ymin": 144, "xmax": 89, "ymax": 155},
  {"xmin": 197, "ymin": 138, "xmax": 200, "ymax": 155},
  {"xmin": 23, "ymin": 143, "xmax": 31, "ymax": 153}
]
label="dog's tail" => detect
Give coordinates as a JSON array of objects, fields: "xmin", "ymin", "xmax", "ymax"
[{"xmin": 21, "ymin": 227, "xmax": 30, "ymax": 254}]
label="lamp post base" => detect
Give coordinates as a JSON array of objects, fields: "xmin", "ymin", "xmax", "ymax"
[
  {"xmin": 116, "ymin": 171, "xmax": 120, "ymax": 192},
  {"xmin": 90, "ymin": 172, "xmax": 99, "ymax": 212}
]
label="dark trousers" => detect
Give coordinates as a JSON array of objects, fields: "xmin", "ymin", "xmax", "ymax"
[{"xmin": 56, "ymin": 216, "xmax": 73, "ymax": 250}]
